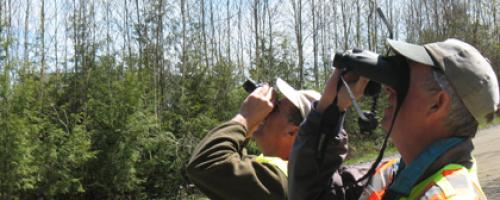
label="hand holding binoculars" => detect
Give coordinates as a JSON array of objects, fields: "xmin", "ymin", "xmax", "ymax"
[
  {"xmin": 333, "ymin": 48, "xmax": 409, "ymax": 101},
  {"xmin": 334, "ymin": 49, "xmax": 409, "ymax": 135}
]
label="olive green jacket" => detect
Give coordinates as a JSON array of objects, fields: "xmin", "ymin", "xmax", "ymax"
[{"xmin": 186, "ymin": 121, "xmax": 288, "ymax": 200}]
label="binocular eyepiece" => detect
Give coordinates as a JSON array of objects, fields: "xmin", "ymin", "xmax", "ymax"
[
  {"xmin": 243, "ymin": 80, "xmax": 262, "ymax": 93},
  {"xmin": 334, "ymin": 49, "xmax": 409, "ymax": 135},
  {"xmin": 333, "ymin": 49, "xmax": 409, "ymax": 103}
]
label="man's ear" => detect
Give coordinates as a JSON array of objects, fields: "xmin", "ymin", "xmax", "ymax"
[{"xmin": 428, "ymin": 90, "xmax": 450, "ymax": 118}]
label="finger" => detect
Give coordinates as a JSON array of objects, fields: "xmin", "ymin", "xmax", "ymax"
[
  {"xmin": 352, "ymin": 77, "xmax": 370, "ymax": 97},
  {"xmin": 343, "ymin": 73, "xmax": 359, "ymax": 82},
  {"xmin": 356, "ymin": 77, "xmax": 370, "ymax": 89},
  {"xmin": 332, "ymin": 68, "xmax": 342, "ymax": 80},
  {"xmin": 326, "ymin": 69, "xmax": 342, "ymax": 89},
  {"xmin": 255, "ymin": 84, "xmax": 269, "ymax": 96},
  {"xmin": 265, "ymin": 86, "xmax": 274, "ymax": 101}
]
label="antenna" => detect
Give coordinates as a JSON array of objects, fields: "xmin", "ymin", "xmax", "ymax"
[{"xmin": 377, "ymin": 7, "xmax": 394, "ymax": 39}]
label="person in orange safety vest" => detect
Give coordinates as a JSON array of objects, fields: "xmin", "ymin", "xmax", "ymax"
[{"xmin": 288, "ymin": 39, "xmax": 497, "ymax": 199}]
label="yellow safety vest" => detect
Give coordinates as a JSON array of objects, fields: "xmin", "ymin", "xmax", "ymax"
[
  {"xmin": 255, "ymin": 154, "xmax": 288, "ymax": 176},
  {"xmin": 365, "ymin": 159, "xmax": 486, "ymax": 200}
]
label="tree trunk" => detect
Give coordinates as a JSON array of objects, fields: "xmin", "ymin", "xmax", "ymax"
[
  {"xmin": 181, "ymin": 0, "xmax": 187, "ymax": 74},
  {"xmin": 226, "ymin": 0, "xmax": 231, "ymax": 61},
  {"xmin": 135, "ymin": 0, "xmax": 143, "ymax": 72},
  {"xmin": 253, "ymin": 0, "xmax": 260, "ymax": 79},
  {"xmin": 201, "ymin": 0, "xmax": 209, "ymax": 69},
  {"xmin": 210, "ymin": 0, "xmax": 216, "ymax": 68},
  {"xmin": 124, "ymin": 0, "xmax": 132, "ymax": 64},
  {"xmin": 0, "ymin": 0, "xmax": 2, "ymax": 40},
  {"xmin": 312, "ymin": 0, "xmax": 319, "ymax": 88},
  {"xmin": 237, "ymin": 0, "xmax": 244, "ymax": 79},
  {"xmin": 23, "ymin": 0, "xmax": 30, "ymax": 74},
  {"xmin": 54, "ymin": 0, "xmax": 59, "ymax": 78},
  {"xmin": 495, "ymin": 0, "xmax": 499, "ymax": 49},
  {"xmin": 267, "ymin": 1, "xmax": 274, "ymax": 79},
  {"xmin": 217, "ymin": 6, "xmax": 222, "ymax": 63},
  {"xmin": 367, "ymin": 0, "xmax": 373, "ymax": 50},
  {"xmin": 291, "ymin": 0, "xmax": 304, "ymax": 88},
  {"xmin": 341, "ymin": 0, "xmax": 349, "ymax": 50},
  {"xmin": 355, "ymin": 0, "xmax": 361, "ymax": 47},
  {"xmin": 322, "ymin": 0, "xmax": 329, "ymax": 83},
  {"xmin": 105, "ymin": 1, "xmax": 110, "ymax": 54},
  {"xmin": 40, "ymin": 0, "xmax": 45, "ymax": 82}
]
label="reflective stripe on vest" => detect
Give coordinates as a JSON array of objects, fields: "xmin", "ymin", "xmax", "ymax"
[
  {"xmin": 255, "ymin": 154, "xmax": 288, "ymax": 176},
  {"xmin": 363, "ymin": 159, "xmax": 400, "ymax": 200},
  {"xmin": 405, "ymin": 161, "xmax": 486, "ymax": 199},
  {"xmin": 364, "ymin": 160, "xmax": 486, "ymax": 200}
]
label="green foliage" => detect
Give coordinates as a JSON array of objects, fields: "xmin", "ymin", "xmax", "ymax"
[
  {"xmin": 0, "ymin": 0, "xmax": 498, "ymax": 199},
  {"xmin": 0, "ymin": 112, "xmax": 37, "ymax": 199}
]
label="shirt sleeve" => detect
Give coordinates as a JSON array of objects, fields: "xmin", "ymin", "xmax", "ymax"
[
  {"xmin": 186, "ymin": 121, "xmax": 288, "ymax": 200},
  {"xmin": 288, "ymin": 103, "xmax": 367, "ymax": 200}
]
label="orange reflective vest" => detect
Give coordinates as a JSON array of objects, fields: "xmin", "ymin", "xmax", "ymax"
[{"xmin": 361, "ymin": 159, "xmax": 486, "ymax": 200}]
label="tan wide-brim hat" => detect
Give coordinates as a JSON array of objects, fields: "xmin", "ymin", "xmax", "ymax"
[
  {"xmin": 387, "ymin": 39, "xmax": 499, "ymax": 123},
  {"xmin": 275, "ymin": 78, "xmax": 321, "ymax": 119}
]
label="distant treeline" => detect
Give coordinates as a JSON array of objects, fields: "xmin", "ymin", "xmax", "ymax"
[{"xmin": 0, "ymin": 0, "xmax": 498, "ymax": 199}]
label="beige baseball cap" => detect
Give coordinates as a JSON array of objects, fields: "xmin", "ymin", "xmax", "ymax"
[
  {"xmin": 275, "ymin": 78, "xmax": 321, "ymax": 119},
  {"xmin": 387, "ymin": 38, "xmax": 500, "ymax": 123}
]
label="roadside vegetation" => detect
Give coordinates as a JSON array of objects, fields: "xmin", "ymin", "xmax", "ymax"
[{"xmin": 0, "ymin": 0, "xmax": 498, "ymax": 199}]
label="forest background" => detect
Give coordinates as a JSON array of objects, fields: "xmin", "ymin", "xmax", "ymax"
[{"xmin": 0, "ymin": 0, "xmax": 498, "ymax": 199}]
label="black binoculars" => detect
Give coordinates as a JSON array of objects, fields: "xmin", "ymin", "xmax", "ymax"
[
  {"xmin": 333, "ymin": 49, "xmax": 409, "ymax": 135},
  {"xmin": 333, "ymin": 49, "xmax": 409, "ymax": 102},
  {"xmin": 242, "ymin": 80, "xmax": 262, "ymax": 93},
  {"xmin": 241, "ymin": 49, "xmax": 409, "ymax": 135}
]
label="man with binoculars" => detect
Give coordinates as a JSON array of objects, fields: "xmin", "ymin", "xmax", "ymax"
[
  {"xmin": 289, "ymin": 39, "xmax": 498, "ymax": 199},
  {"xmin": 186, "ymin": 78, "xmax": 320, "ymax": 199}
]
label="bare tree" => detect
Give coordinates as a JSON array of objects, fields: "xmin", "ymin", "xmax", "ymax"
[
  {"xmin": 23, "ymin": 0, "xmax": 30, "ymax": 74},
  {"xmin": 321, "ymin": 0, "xmax": 330, "ymax": 82},
  {"xmin": 253, "ymin": 0, "xmax": 260, "ymax": 79},
  {"xmin": 210, "ymin": 0, "xmax": 216, "ymax": 67},
  {"xmin": 367, "ymin": 0, "xmax": 376, "ymax": 50},
  {"xmin": 266, "ymin": 0, "xmax": 276, "ymax": 78},
  {"xmin": 134, "ymin": 0, "xmax": 144, "ymax": 73},
  {"xmin": 181, "ymin": 0, "xmax": 188, "ymax": 72},
  {"xmin": 54, "ymin": 0, "xmax": 59, "ymax": 77},
  {"xmin": 291, "ymin": 0, "xmax": 304, "ymax": 88},
  {"xmin": 201, "ymin": 0, "xmax": 209, "ymax": 69},
  {"xmin": 340, "ymin": 0, "xmax": 351, "ymax": 50},
  {"xmin": 493, "ymin": 0, "xmax": 498, "ymax": 47},
  {"xmin": 355, "ymin": 0, "xmax": 361, "ymax": 47},
  {"xmin": 40, "ymin": 0, "xmax": 45, "ymax": 82},
  {"xmin": 124, "ymin": 0, "xmax": 132, "ymax": 62},
  {"xmin": 105, "ymin": 0, "xmax": 111, "ymax": 55},
  {"xmin": 312, "ymin": 0, "xmax": 319, "ymax": 88},
  {"xmin": 237, "ymin": 0, "xmax": 244, "ymax": 79},
  {"xmin": 0, "ymin": 0, "xmax": 3, "ymax": 41},
  {"xmin": 226, "ymin": 0, "xmax": 231, "ymax": 60}
]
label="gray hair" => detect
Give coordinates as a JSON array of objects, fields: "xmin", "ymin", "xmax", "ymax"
[{"xmin": 423, "ymin": 69, "xmax": 478, "ymax": 137}]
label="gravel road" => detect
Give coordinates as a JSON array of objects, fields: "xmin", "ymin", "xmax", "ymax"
[{"xmin": 474, "ymin": 124, "xmax": 500, "ymax": 199}]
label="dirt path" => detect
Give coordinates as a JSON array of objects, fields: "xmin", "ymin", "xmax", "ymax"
[{"xmin": 473, "ymin": 124, "xmax": 500, "ymax": 199}]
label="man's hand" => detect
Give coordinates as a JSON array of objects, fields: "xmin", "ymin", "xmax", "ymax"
[
  {"xmin": 317, "ymin": 69, "xmax": 369, "ymax": 113},
  {"xmin": 232, "ymin": 85, "xmax": 275, "ymax": 137}
]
